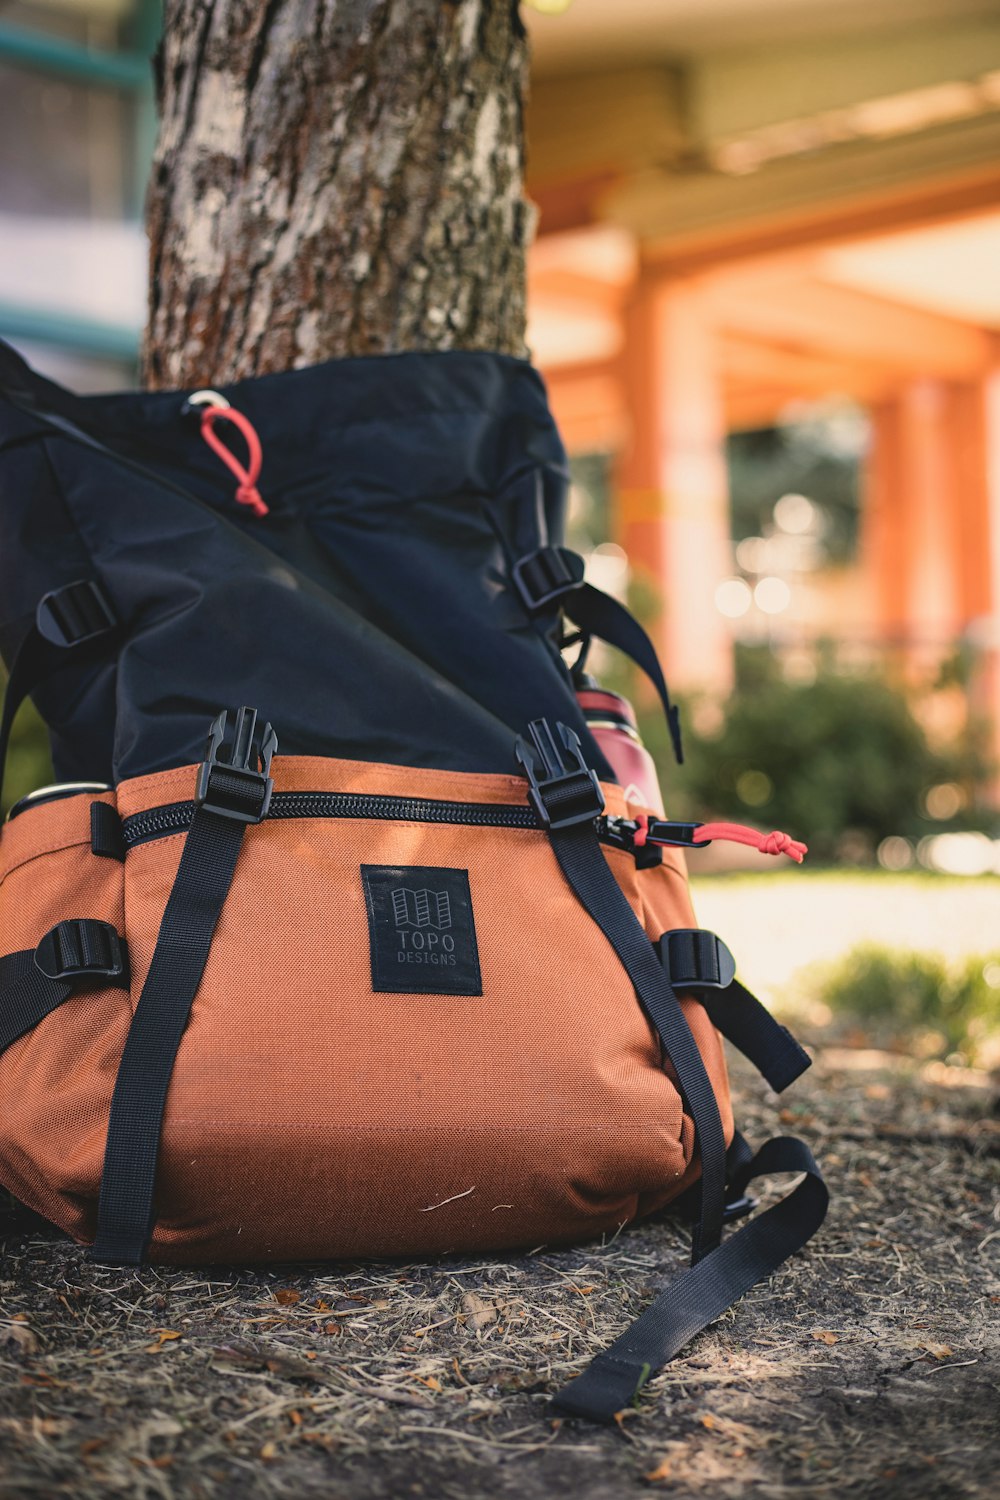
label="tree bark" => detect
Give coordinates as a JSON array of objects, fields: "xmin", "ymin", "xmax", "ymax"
[{"xmin": 143, "ymin": 0, "xmax": 530, "ymax": 389}]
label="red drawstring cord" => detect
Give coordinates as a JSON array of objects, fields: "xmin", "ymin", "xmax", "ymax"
[
  {"xmin": 696, "ymin": 821, "xmax": 807, "ymax": 863},
  {"xmin": 633, "ymin": 813, "xmax": 807, "ymax": 863},
  {"xmin": 198, "ymin": 405, "xmax": 268, "ymax": 516}
]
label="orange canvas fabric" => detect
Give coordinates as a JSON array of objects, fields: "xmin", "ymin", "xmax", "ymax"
[{"xmin": 0, "ymin": 755, "xmax": 733, "ymax": 1264}]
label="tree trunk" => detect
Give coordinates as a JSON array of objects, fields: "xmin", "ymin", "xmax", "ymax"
[{"xmin": 143, "ymin": 0, "xmax": 530, "ymax": 390}]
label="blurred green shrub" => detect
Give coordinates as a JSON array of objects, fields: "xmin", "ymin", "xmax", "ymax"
[
  {"xmin": 0, "ymin": 671, "xmax": 54, "ymax": 817},
  {"xmin": 812, "ymin": 942, "xmax": 1000, "ymax": 1065},
  {"xmin": 638, "ymin": 649, "xmax": 994, "ymax": 862}
]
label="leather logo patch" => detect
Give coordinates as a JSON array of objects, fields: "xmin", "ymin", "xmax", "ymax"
[{"xmin": 360, "ymin": 865, "xmax": 482, "ymax": 996}]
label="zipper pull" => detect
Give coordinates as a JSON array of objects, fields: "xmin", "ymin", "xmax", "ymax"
[{"xmin": 636, "ymin": 814, "xmax": 807, "ymax": 863}]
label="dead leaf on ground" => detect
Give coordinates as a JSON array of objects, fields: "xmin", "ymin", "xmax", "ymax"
[
  {"xmin": 461, "ymin": 1291, "xmax": 496, "ymax": 1332},
  {"xmin": 143, "ymin": 1329, "xmax": 182, "ymax": 1354},
  {"xmin": 645, "ymin": 1456, "xmax": 673, "ymax": 1482},
  {"xmin": 274, "ymin": 1289, "xmax": 300, "ymax": 1307}
]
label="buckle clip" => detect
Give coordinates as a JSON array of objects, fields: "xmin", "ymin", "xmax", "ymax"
[
  {"xmin": 516, "ymin": 718, "xmax": 605, "ymax": 830},
  {"xmin": 194, "ymin": 706, "xmax": 277, "ymax": 824},
  {"xmin": 660, "ymin": 929, "xmax": 737, "ymax": 992},
  {"xmin": 35, "ymin": 919, "xmax": 127, "ymax": 983},
  {"xmin": 642, "ymin": 820, "xmax": 710, "ymax": 848},
  {"xmin": 36, "ymin": 580, "xmax": 116, "ymax": 648},
  {"xmin": 512, "ymin": 546, "xmax": 585, "ymax": 613},
  {"xmin": 723, "ymin": 1193, "xmax": 758, "ymax": 1224}
]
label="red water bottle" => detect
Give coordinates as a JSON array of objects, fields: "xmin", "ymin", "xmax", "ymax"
[{"xmin": 576, "ymin": 675, "xmax": 665, "ymax": 815}]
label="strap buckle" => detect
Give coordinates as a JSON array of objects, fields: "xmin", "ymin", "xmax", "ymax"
[
  {"xmin": 35, "ymin": 579, "xmax": 116, "ymax": 648},
  {"xmin": 35, "ymin": 919, "xmax": 127, "ymax": 982},
  {"xmin": 195, "ymin": 706, "xmax": 277, "ymax": 824},
  {"xmin": 512, "ymin": 546, "xmax": 585, "ymax": 612},
  {"xmin": 660, "ymin": 929, "xmax": 737, "ymax": 991},
  {"xmin": 516, "ymin": 718, "xmax": 605, "ymax": 830}
]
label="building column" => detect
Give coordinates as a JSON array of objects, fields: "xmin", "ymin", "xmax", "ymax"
[
  {"xmin": 864, "ymin": 379, "xmax": 962, "ymax": 666},
  {"xmin": 615, "ymin": 271, "xmax": 734, "ymax": 693},
  {"xmin": 981, "ymin": 368, "xmax": 1000, "ymax": 801}
]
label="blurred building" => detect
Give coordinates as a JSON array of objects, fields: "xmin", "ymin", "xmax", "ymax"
[
  {"xmin": 524, "ymin": 0, "xmax": 1000, "ymax": 791},
  {"xmin": 2, "ymin": 0, "xmax": 999, "ymax": 786}
]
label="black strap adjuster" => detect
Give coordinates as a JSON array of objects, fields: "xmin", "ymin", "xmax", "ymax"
[
  {"xmin": 660, "ymin": 929, "xmax": 736, "ymax": 991},
  {"xmin": 35, "ymin": 919, "xmax": 127, "ymax": 983},
  {"xmin": 36, "ymin": 579, "xmax": 117, "ymax": 648},
  {"xmin": 516, "ymin": 718, "xmax": 605, "ymax": 830},
  {"xmin": 512, "ymin": 546, "xmax": 585, "ymax": 612},
  {"xmin": 195, "ymin": 706, "xmax": 277, "ymax": 824}
]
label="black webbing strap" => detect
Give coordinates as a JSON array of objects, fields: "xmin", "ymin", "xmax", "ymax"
[
  {"xmin": 562, "ymin": 584, "xmax": 684, "ymax": 765},
  {"xmin": 701, "ymin": 981, "xmax": 811, "ymax": 1094},
  {"xmin": 0, "ymin": 922, "xmax": 129, "ymax": 1053},
  {"xmin": 0, "ymin": 580, "xmax": 117, "ymax": 809},
  {"xmin": 92, "ymin": 707, "xmax": 275, "ymax": 1265},
  {"xmin": 659, "ymin": 930, "xmax": 811, "ymax": 1094},
  {"xmin": 548, "ymin": 820, "xmax": 729, "ymax": 1262},
  {"xmin": 552, "ymin": 1134, "xmax": 828, "ymax": 1421},
  {"xmin": 0, "ymin": 951, "xmax": 75, "ymax": 1052},
  {"xmin": 510, "ymin": 545, "xmax": 683, "ymax": 765},
  {"xmin": 91, "ymin": 802, "xmax": 248, "ymax": 1263}
]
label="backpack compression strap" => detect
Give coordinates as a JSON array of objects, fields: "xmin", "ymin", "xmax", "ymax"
[
  {"xmin": 517, "ymin": 719, "xmax": 729, "ymax": 1262},
  {"xmin": 0, "ymin": 581, "xmax": 118, "ymax": 810},
  {"xmin": 552, "ymin": 1133, "xmax": 828, "ymax": 1421},
  {"xmin": 91, "ymin": 707, "xmax": 275, "ymax": 1264},
  {"xmin": 517, "ymin": 719, "xmax": 828, "ymax": 1422},
  {"xmin": 512, "ymin": 545, "xmax": 684, "ymax": 764},
  {"xmin": 0, "ymin": 921, "xmax": 129, "ymax": 1053}
]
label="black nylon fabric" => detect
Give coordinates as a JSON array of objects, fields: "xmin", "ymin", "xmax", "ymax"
[{"xmin": 0, "ymin": 339, "xmax": 611, "ymax": 785}]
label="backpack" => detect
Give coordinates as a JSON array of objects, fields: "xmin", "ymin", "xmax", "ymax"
[{"xmin": 0, "ymin": 339, "xmax": 827, "ymax": 1422}]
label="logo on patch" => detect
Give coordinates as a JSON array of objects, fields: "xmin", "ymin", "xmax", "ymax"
[{"xmin": 392, "ymin": 887, "xmax": 453, "ymax": 931}]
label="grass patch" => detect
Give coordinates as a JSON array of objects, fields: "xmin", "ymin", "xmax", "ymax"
[{"xmin": 808, "ymin": 943, "xmax": 1000, "ymax": 1066}]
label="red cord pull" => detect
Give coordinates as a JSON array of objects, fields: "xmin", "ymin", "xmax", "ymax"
[
  {"xmin": 198, "ymin": 404, "xmax": 268, "ymax": 516},
  {"xmin": 635, "ymin": 813, "xmax": 807, "ymax": 863},
  {"xmin": 695, "ymin": 822, "xmax": 808, "ymax": 863}
]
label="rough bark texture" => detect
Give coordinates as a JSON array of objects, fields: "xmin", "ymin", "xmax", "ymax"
[{"xmin": 142, "ymin": 0, "xmax": 530, "ymax": 389}]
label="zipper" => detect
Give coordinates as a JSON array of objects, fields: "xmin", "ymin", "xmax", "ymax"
[
  {"xmin": 123, "ymin": 791, "xmax": 542, "ymax": 849},
  {"xmin": 121, "ymin": 789, "xmax": 643, "ymax": 853}
]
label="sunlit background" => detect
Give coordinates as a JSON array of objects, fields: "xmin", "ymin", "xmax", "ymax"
[{"xmin": 1, "ymin": 0, "xmax": 999, "ymax": 1070}]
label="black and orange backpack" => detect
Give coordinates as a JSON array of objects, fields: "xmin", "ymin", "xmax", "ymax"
[{"xmin": 0, "ymin": 338, "xmax": 826, "ymax": 1422}]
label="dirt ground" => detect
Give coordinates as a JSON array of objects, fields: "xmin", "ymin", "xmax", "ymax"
[{"xmin": 2, "ymin": 1046, "xmax": 997, "ymax": 1500}]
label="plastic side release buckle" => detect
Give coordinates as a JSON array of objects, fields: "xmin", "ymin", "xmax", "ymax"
[
  {"xmin": 194, "ymin": 706, "xmax": 277, "ymax": 824},
  {"xmin": 36, "ymin": 579, "xmax": 117, "ymax": 648},
  {"xmin": 659, "ymin": 928, "xmax": 737, "ymax": 991},
  {"xmin": 35, "ymin": 919, "xmax": 128, "ymax": 983},
  {"xmin": 512, "ymin": 546, "xmax": 585, "ymax": 613},
  {"xmin": 516, "ymin": 718, "xmax": 605, "ymax": 830}
]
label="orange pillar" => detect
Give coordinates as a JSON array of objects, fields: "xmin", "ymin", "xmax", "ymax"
[
  {"xmin": 981, "ymin": 369, "xmax": 1000, "ymax": 801},
  {"xmin": 864, "ymin": 380, "xmax": 962, "ymax": 667},
  {"xmin": 616, "ymin": 272, "xmax": 733, "ymax": 692}
]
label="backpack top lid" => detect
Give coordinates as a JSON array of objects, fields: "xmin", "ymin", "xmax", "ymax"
[{"xmin": 0, "ymin": 339, "xmax": 609, "ymax": 788}]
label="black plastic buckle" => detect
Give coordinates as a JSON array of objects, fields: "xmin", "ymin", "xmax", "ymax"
[
  {"xmin": 516, "ymin": 718, "xmax": 605, "ymax": 830},
  {"xmin": 722, "ymin": 1192, "xmax": 758, "ymax": 1224},
  {"xmin": 36, "ymin": 579, "xmax": 117, "ymax": 648},
  {"xmin": 643, "ymin": 820, "xmax": 710, "ymax": 848},
  {"xmin": 194, "ymin": 706, "xmax": 277, "ymax": 824},
  {"xmin": 660, "ymin": 929, "xmax": 737, "ymax": 992},
  {"xmin": 512, "ymin": 546, "xmax": 585, "ymax": 613},
  {"xmin": 35, "ymin": 919, "xmax": 127, "ymax": 983}
]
